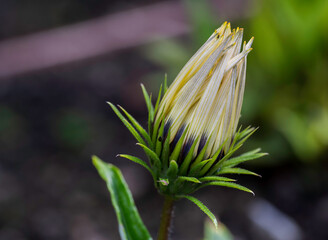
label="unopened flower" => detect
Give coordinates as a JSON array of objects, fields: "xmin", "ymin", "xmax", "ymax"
[
  {"xmin": 156, "ymin": 21, "xmax": 253, "ymax": 161},
  {"xmin": 108, "ymin": 22, "xmax": 266, "ymax": 200}
]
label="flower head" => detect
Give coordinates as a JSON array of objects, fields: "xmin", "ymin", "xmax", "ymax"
[
  {"xmin": 109, "ymin": 22, "xmax": 266, "ymax": 200},
  {"xmin": 157, "ymin": 22, "xmax": 253, "ymax": 159}
]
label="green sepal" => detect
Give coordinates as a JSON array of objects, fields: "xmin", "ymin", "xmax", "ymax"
[
  {"xmin": 217, "ymin": 167, "xmax": 261, "ymax": 177},
  {"xmin": 164, "ymin": 73, "xmax": 168, "ymax": 94},
  {"xmin": 92, "ymin": 156, "xmax": 152, "ymax": 240},
  {"xmin": 200, "ymin": 137, "xmax": 229, "ymax": 176},
  {"xmin": 179, "ymin": 137, "xmax": 200, "ymax": 175},
  {"xmin": 189, "ymin": 159, "xmax": 211, "ymax": 177},
  {"xmin": 167, "ymin": 160, "xmax": 179, "ymax": 179},
  {"xmin": 152, "ymin": 108, "xmax": 165, "ymax": 144},
  {"xmin": 235, "ymin": 126, "xmax": 257, "ymax": 142},
  {"xmin": 140, "ymin": 84, "xmax": 154, "ymax": 134},
  {"xmin": 190, "ymin": 138, "xmax": 210, "ymax": 168},
  {"xmin": 199, "ymin": 158, "xmax": 216, "ymax": 176},
  {"xmin": 177, "ymin": 176, "xmax": 201, "ymax": 184},
  {"xmin": 197, "ymin": 181, "xmax": 254, "ymax": 195},
  {"xmin": 169, "ymin": 126, "xmax": 189, "ymax": 162},
  {"xmin": 108, "ymin": 102, "xmax": 146, "ymax": 146},
  {"xmin": 155, "ymin": 119, "xmax": 165, "ymax": 157},
  {"xmin": 154, "ymin": 84, "xmax": 162, "ymax": 115},
  {"xmin": 161, "ymin": 129, "xmax": 171, "ymax": 170},
  {"xmin": 199, "ymin": 176, "xmax": 236, "ymax": 182},
  {"xmin": 118, "ymin": 105, "xmax": 153, "ymax": 147},
  {"xmin": 208, "ymin": 127, "xmax": 257, "ymax": 175},
  {"xmin": 220, "ymin": 149, "xmax": 267, "ymax": 168},
  {"xmin": 137, "ymin": 143, "xmax": 162, "ymax": 170},
  {"xmin": 180, "ymin": 195, "xmax": 218, "ymax": 229},
  {"xmin": 117, "ymin": 154, "xmax": 153, "ymax": 175}
]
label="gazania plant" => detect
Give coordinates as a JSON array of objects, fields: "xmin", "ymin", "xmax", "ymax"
[{"xmin": 93, "ymin": 21, "xmax": 266, "ymax": 240}]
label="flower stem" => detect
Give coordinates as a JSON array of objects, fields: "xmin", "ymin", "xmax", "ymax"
[{"xmin": 157, "ymin": 196, "xmax": 175, "ymax": 240}]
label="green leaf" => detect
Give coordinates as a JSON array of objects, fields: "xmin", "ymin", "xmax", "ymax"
[
  {"xmin": 118, "ymin": 105, "xmax": 153, "ymax": 147},
  {"xmin": 177, "ymin": 176, "xmax": 201, "ymax": 184},
  {"xmin": 180, "ymin": 195, "xmax": 218, "ymax": 229},
  {"xmin": 107, "ymin": 102, "xmax": 146, "ymax": 146},
  {"xmin": 198, "ymin": 181, "xmax": 254, "ymax": 195},
  {"xmin": 203, "ymin": 220, "xmax": 234, "ymax": 240},
  {"xmin": 218, "ymin": 167, "xmax": 261, "ymax": 177},
  {"xmin": 199, "ymin": 176, "xmax": 236, "ymax": 182},
  {"xmin": 92, "ymin": 156, "xmax": 152, "ymax": 240},
  {"xmin": 117, "ymin": 154, "xmax": 153, "ymax": 175}
]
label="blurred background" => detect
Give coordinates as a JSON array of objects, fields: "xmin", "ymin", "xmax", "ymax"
[{"xmin": 0, "ymin": 0, "xmax": 327, "ymax": 239}]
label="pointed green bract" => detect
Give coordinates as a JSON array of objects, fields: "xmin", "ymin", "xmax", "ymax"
[
  {"xmin": 155, "ymin": 119, "xmax": 165, "ymax": 156},
  {"xmin": 198, "ymin": 181, "xmax": 254, "ymax": 195},
  {"xmin": 152, "ymin": 108, "xmax": 165, "ymax": 144},
  {"xmin": 164, "ymin": 73, "xmax": 168, "ymax": 94},
  {"xmin": 161, "ymin": 130, "xmax": 171, "ymax": 169},
  {"xmin": 137, "ymin": 143, "xmax": 162, "ymax": 169},
  {"xmin": 180, "ymin": 137, "xmax": 200, "ymax": 175},
  {"xmin": 108, "ymin": 102, "xmax": 146, "ymax": 146},
  {"xmin": 177, "ymin": 176, "xmax": 201, "ymax": 184},
  {"xmin": 199, "ymin": 176, "xmax": 236, "ymax": 182},
  {"xmin": 181, "ymin": 195, "xmax": 218, "ymax": 229},
  {"xmin": 92, "ymin": 156, "xmax": 152, "ymax": 240},
  {"xmin": 141, "ymin": 84, "xmax": 154, "ymax": 134},
  {"xmin": 118, "ymin": 105, "xmax": 153, "ymax": 147},
  {"xmin": 169, "ymin": 127, "xmax": 189, "ymax": 162},
  {"xmin": 154, "ymin": 84, "xmax": 163, "ymax": 115},
  {"xmin": 189, "ymin": 159, "xmax": 211, "ymax": 177},
  {"xmin": 191, "ymin": 139, "xmax": 210, "ymax": 168},
  {"xmin": 220, "ymin": 151, "xmax": 267, "ymax": 168},
  {"xmin": 208, "ymin": 128, "xmax": 258, "ymax": 175},
  {"xmin": 118, "ymin": 154, "xmax": 153, "ymax": 175},
  {"xmin": 167, "ymin": 160, "xmax": 179, "ymax": 179},
  {"xmin": 218, "ymin": 167, "xmax": 261, "ymax": 177},
  {"xmin": 122, "ymin": 119, "xmax": 147, "ymax": 146},
  {"xmin": 199, "ymin": 158, "xmax": 216, "ymax": 176}
]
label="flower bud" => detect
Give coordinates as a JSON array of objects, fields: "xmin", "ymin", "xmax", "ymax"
[
  {"xmin": 110, "ymin": 22, "xmax": 265, "ymax": 199},
  {"xmin": 156, "ymin": 22, "xmax": 253, "ymax": 163}
]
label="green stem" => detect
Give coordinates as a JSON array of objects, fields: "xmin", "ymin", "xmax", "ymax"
[{"xmin": 157, "ymin": 196, "xmax": 175, "ymax": 240}]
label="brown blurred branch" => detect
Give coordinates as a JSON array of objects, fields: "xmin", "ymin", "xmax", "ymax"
[
  {"xmin": 0, "ymin": 2, "xmax": 189, "ymax": 79},
  {"xmin": 0, "ymin": 0, "xmax": 246, "ymax": 79}
]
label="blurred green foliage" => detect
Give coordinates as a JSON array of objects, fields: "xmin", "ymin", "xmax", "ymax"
[
  {"xmin": 246, "ymin": 0, "xmax": 328, "ymax": 162},
  {"xmin": 143, "ymin": 0, "xmax": 328, "ymax": 164},
  {"xmin": 0, "ymin": 105, "xmax": 25, "ymax": 149},
  {"xmin": 203, "ymin": 220, "xmax": 234, "ymax": 240},
  {"xmin": 54, "ymin": 110, "xmax": 92, "ymax": 150}
]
